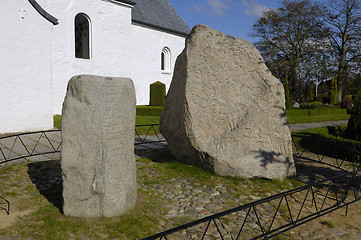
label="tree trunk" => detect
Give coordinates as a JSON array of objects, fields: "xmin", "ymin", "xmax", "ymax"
[
  {"xmin": 337, "ymin": 88, "xmax": 343, "ymax": 102},
  {"xmin": 292, "ymin": 56, "xmax": 301, "ymax": 101},
  {"xmin": 336, "ymin": 2, "xmax": 350, "ymax": 102}
]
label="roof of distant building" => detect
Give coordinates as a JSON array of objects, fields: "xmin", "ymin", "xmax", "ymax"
[{"xmin": 131, "ymin": 0, "xmax": 191, "ymax": 37}]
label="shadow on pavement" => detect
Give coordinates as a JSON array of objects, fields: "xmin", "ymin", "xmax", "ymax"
[{"xmin": 27, "ymin": 160, "xmax": 63, "ymax": 213}]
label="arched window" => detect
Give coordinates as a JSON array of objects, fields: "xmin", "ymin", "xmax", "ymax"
[
  {"xmin": 161, "ymin": 47, "xmax": 171, "ymax": 73},
  {"xmin": 75, "ymin": 13, "xmax": 91, "ymax": 59}
]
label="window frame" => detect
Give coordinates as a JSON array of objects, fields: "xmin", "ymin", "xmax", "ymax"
[
  {"xmin": 161, "ymin": 47, "xmax": 171, "ymax": 74},
  {"xmin": 74, "ymin": 13, "xmax": 92, "ymax": 59}
]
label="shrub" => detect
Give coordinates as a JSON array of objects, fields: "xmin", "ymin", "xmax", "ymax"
[
  {"xmin": 345, "ymin": 97, "xmax": 361, "ymax": 141},
  {"xmin": 327, "ymin": 125, "xmax": 346, "ymax": 138},
  {"xmin": 320, "ymin": 134, "xmax": 361, "ymax": 161},
  {"xmin": 314, "ymin": 96, "xmax": 323, "ymax": 103},
  {"xmin": 136, "ymin": 105, "xmax": 163, "ymax": 116},
  {"xmin": 343, "ymin": 95, "xmax": 353, "ymax": 101},
  {"xmin": 341, "ymin": 100, "xmax": 353, "ymax": 109},
  {"xmin": 53, "ymin": 115, "xmax": 62, "ymax": 129},
  {"xmin": 149, "ymin": 81, "xmax": 166, "ymax": 106},
  {"xmin": 300, "ymin": 101, "xmax": 324, "ymax": 109}
]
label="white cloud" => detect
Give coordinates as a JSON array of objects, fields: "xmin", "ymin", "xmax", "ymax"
[
  {"xmin": 242, "ymin": 0, "xmax": 269, "ymax": 18},
  {"xmin": 194, "ymin": 0, "xmax": 232, "ymax": 16}
]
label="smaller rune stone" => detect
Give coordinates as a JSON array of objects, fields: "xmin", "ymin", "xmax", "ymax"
[
  {"xmin": 61, "ymin": 75, "xmax": 137, "ymax": 217},
  {"xmin": 160, "ymin": 25, "xmax": 296, "ymax": 179}
]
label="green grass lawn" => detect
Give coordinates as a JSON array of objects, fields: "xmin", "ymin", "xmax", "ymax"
[
  {"xmin": 54, "ymin": 115, "xmax": 161, "ymax": 135},
  {"xmin": 54, "ymin": 115, "xmax": 160, "ymax": 129},
  {"xmin": 55, "ymin": 112, "xmax": 349, "ymax": 130},
  {"xmin": 135, "ymin": 116, "xmax": 161, "ymax": 135},
  {"xmin": 286, "ymin": 108, "xmax": 349, "ymax": 124}
]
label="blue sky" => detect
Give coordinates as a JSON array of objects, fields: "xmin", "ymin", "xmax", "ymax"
[{"xmin": 168, "ymin": 0, "xmax": 322, "ymax": 43}]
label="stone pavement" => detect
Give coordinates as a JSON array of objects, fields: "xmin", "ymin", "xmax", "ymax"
[
  {"xmin": 289, "ymin": 120, "xmax": 347, "ymax": 132},
  {"xmin": 0, "ymin": 131, "xmax": 62, "ymax": 166},
  {"xmin": 0, "ymin": 131, "xmax": 166, "ymax": 166}
]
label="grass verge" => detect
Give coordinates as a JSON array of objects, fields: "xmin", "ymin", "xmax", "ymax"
[
  {"xmin": 55, "ymin": 113, "xmax": 349, "ymax": 132},
  {"xmin": 54, "ymin": 115, "xmax": 161, "ymax": 135}
]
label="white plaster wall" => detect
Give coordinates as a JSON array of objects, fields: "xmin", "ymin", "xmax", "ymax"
[
  {"xmin": 130, "ymin": 25, "xmax": 186, "ymax": 105},
  {"xmin": 49, "ymin": 0, "xmax": 133, "ymax": 114},
  {"xmin": 0, "ymin": 1, "xmax": 54, "ymax": 133}
]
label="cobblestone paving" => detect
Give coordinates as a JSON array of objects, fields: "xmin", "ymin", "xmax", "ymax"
[
  {"xmin": 1, "ymin": 151, "xmax": 361, "ymax": 239},
  {"xmin": 1, "ymin": 127, "xmax": 361, "ymax": 239},
  {"xmin": 135, "ymin": 149, "xmax": 361, "ymax": 239}
]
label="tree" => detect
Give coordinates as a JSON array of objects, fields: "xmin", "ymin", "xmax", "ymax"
[
  {"xmin": 251, "ymin": 0, "xmax": 326, "ymax": 102},
  {"xmin": 329, "ymin": 77, "xmax": 338, "ymax": 104},
  {"xmin": 283, "ymin": 78, "xmax": 292, "ymax": 109},
  {"xmin": 322, "ymin": 0, "xmax": 361, "ymax": 101}
]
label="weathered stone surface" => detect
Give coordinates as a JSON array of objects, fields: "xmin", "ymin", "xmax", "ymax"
[
  {"xmin": 160, "ymin": 25, "xmax": 296, "ymax": 179},
  {"xmin": 61, "ymin": 75, "xmax": 137, "ymax": 217}
]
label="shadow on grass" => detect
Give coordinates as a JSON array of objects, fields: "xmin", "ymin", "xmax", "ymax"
[
  {"xmin": 292, "ymin": 131, "xmax": 361, "ymax": 192},
  {"xmin": 296, "ymin": 157, "xmax": 346, "ymax": 182},
  {"xmin": 295, "ymin": 157, "xmax": 361, "ymax": 199},
  {"xmin": 135, "ymin": 147, "xmax": 189, "ymax": 166},
  {"xmin": 27, "ymin": 160, "xmax": 63, "ymax": 213}
]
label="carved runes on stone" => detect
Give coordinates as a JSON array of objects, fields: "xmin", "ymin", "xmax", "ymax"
[
  {"xmin": 160, "ymin": 25, "xmax": 296, "ymax": 179},
  {"xmin": 61, "ymin": 75, "xmax": 137, "ymax": 217}
]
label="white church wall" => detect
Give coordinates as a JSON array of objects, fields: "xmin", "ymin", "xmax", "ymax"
[
  {"xmin": 0, "ymin": 1, "xmax": 54, "ymax": 133},
  {"xmin": 1, "ymin": 0, "xmax": 188, "ymax": 133},
  {"xmin": 49, "ymin": 0, "xmax": 133, "ymax": 114},
  {"xmin": 130, "ymin": 25, "xmax": 186, "ymax": 105}
]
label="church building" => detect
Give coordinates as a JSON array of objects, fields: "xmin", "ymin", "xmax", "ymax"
[{"xmin": 0, "ymin": 0, "xmax": 190, "ymax": 133}]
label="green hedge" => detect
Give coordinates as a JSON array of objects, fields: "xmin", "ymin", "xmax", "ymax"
[
  {"xmin": 286, "ymin": 108, "xmax": 347, "ymax": 117},
  {"xmin": 136, "ymin": 105, "xmax": 163, "ymax": 116},
  {"xmin": 293, "ymin": 126, "xmax": 361, "ymax": 163},
  {"xmin": 299, "ymin": 126, "xmax": 361, "ymax": 162},
  {"xmin": 149, "ymin": 81, "xmax": 166, "ymax": 106},
  {"xmin": 322, "ymin": 134, "xmax": 361, "ymax": 151},
  {"xmin": 318, "ymin": 132, "xmax": 361, "ymax": 162},
  {"xmin": 300, "ymin": 101, "xmax": 324, "ymax": 109}
]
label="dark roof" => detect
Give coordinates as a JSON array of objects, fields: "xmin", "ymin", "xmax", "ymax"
[
  {"xmin": 114, "ymin": 0, "xmax": 136, "ymax": 6},
  {"xmin": 28, "ymin": 0, "xmax": 58, "ymax": 25},
  {"xmin": 131, "ymin": 0, "xmax": 191, "ymax": 37}
]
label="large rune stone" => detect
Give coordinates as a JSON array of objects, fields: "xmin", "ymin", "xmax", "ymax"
[
  {"xmin": 160, "ymin": 25, "xmax": 296, "ymax": 179},
  {"xmin": 61, "ymin": 75, "xmax": 137, "ymax": 217}
]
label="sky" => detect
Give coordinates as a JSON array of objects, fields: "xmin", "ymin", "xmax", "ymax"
[{"xmin": 168, "ymin": 0, "xmax": 322, "ymax": 43}]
